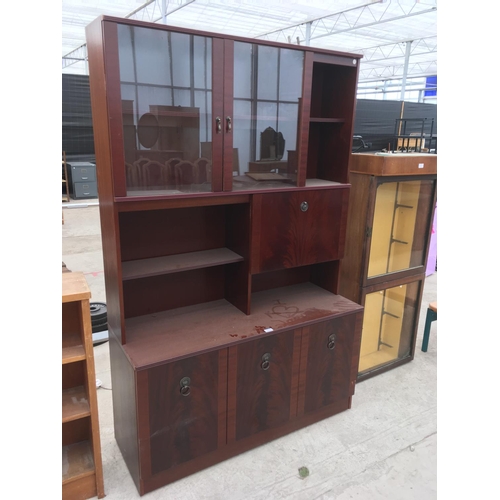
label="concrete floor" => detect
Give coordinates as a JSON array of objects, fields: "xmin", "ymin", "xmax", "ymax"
[{"xmin": 62, "ymin": 201, "xmax": 437, "ymax": 500}]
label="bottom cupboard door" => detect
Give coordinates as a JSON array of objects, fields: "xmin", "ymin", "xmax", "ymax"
[
  {"xmin": 140, "ymin": 350, "xmax": 227, "ymax": 477},
  {"xmin": 300, "ymin": 315, "xmax": 357, "ymax": 415},
  {"xmin": 228, "ymin": 329, "xmax": 301, "ymax": 442}
]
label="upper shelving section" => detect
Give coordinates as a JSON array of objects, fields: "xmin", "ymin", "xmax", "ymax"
[{"xmin": 86, "ymin": 16, "xmax": 361, "ymax": 200}]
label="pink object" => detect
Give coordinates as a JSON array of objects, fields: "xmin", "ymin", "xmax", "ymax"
[{"xmin": 426, "ymin": 202, "xmax": 437, "ymax": 276}]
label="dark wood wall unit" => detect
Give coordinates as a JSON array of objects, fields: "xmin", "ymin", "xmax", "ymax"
[
  {"xmin": 338, "ymin": 154, "xmax": 436, "ymax": 381},
  {"xmin": 86, "ymin": 14, "xmax": 364, "ymax": 496}
]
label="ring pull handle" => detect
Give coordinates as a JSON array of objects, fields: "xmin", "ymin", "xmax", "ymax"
[
  {"xmin": 327, "ymin": 334, "xmax": 336, "ymax": 350},
  {"xmin": 261, "ymin": 352, "xmax": 271, "ymax": 371},
  {"xmin": 226, "ymin": 116, "xmax": 232, "ymax": 132},
  {"xmin": 300, "ymin": 201, "xmax": 309, "ymax": 212},
  {"xmin": 180, "ymin": 376, "xmax": 191, "ymax": 396},
  {"xmin": 215, "ymin": 117, "xmax": 222, "ymax": 133}
]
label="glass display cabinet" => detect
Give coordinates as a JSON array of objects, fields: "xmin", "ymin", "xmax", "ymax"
[
  {"xmin": 338, "ymin": 153, "xmax": 437, "ymax": 381},
  {"xmin": 86, "ymin": 15, "xmax": 364, "ymax": 496}
]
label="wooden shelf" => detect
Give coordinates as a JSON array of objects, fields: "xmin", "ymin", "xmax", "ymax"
[
  {"xmin": 121, "ymin": 248, "xmax": 244, "ymax": 280},
  {"xmin": 63, "ymin": 386, "xmax": 91, "ymax": 422},
  {"xmin": 62, "ymin": 441, "xmax": 95, "ymax": 483},
  {"xmin": 124, "ymin": 282, "xmax": 363, "ymax": 369},
  {"xmin": 62, "ymin": 344, "xmax": 86, "ymax": 364}
]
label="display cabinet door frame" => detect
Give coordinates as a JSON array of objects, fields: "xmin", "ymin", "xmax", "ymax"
[
  {"xmin": 357, "ymin": 273, "xmax": 424, "ymax": 381},
  {"xmin": 361, "ymin": 174, "xmax": 437, "ymax": 288}
]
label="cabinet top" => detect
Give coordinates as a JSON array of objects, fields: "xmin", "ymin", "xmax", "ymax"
[
  {"xmin": 62, "ymin": 272, "xmax": 91, "ymax": 303},
  {"xmin": 90, "ymin": 15, "xmax": 363, "ymax": 60},
  {"xmin": 349, "ymin": 153, "xmax": 437, "ymax": 176}
]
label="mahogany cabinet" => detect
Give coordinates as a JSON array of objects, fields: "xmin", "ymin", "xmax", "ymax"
[
  {"xmin": 338, "ymin": 153, "xmax": 437, "ymax": 381},
  {"xmin": 86, "ymin": 15, "xmax": 363, "ymax": 496}
]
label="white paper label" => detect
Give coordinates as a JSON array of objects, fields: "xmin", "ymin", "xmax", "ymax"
[
  {"xmin": 264, "ymin": 328, "xmax": 274, "ymax": 333},
  {"xmin": 418, "ymin": 163, "xmax": 424, "ymax": 169}
]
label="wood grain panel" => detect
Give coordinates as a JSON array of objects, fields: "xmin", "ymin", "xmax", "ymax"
[
  {"xmin": 234, "ymin": 330, "xmax": 297, "ymax": 441},
  {"xmin": 253, "ymin": 188, "xmax": 348, "ymax": 273},
  {"xmin": 302, "ymin": 315, "xmax": 356, "ymax": 415},
  {"xmin": 108, "ymin": 334, "xmax": 141, "ymax": 491},
  {"xmin": 147, "ymin": 351, "xmax": 220, "ymax": 475},
  {"xmin": 223, "ymin": 39, "xmax": 234, "ymax": 191},
  {"xmin": 297, "ymin": 52, "xmax": 313, "ymax": 187},
  {"xmin": 349, "ymin": 153, "xmax": 437, "ymax": 176},
  {"xmin": 212, "ymin": 37, "xmax": 224, "ymax": 192}
]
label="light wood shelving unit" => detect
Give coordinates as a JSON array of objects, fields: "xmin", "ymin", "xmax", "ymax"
[{"xmin": 62, "ymin": 272, "xmax": 105, "ymax": 500}]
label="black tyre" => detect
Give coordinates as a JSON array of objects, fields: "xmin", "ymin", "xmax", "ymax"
[{"xmin": 90, "ymin": 302, "xmax": 107, "ymax": 321}]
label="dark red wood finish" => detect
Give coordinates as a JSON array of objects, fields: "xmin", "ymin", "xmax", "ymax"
[
  {"xmin": 301, "ymin": 316, "xmax": 357, "ymax": 415},
  {"xmin": 251, "ymin": 188, "xmax": 349, "ymax": 273},
  {"xmin": 231, "ymin": 329, "xmax": 299, "ymax": 441},
  {"xmin": 86, "ymin": 15, "xmax": 364, "ymax": 496}
]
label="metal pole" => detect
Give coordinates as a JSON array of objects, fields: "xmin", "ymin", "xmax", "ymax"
[
  {"xmin": 162, "ymin": 0, "xmax": 167, "ymax": 24},
  {"xmin": 400, "ymin": 40, "xmax": 412, "ymax": 101},
  {"xmin": 305, "ymin": 22, "xmax": 311, "ymax": 46}
]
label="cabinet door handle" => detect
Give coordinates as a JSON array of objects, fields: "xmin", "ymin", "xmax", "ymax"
[
  {"xmin": 215, "ymin": 116, "xmax": 222, "ymax": 133},
  {"xmin": 327, "ymin": 334, "xmax": 336, "ymax": 350},
  {"xmin": 180, "ymin": 376, "xmax": 191, "ymax": 396},
  {"xmin": 261, "ymin": 352, "xmax": 271, "ymax": 370},
  {"xmin": 300, "ymin": 201, "xmax": 309, "ymax": 212},
  {"xmin": 226, "ymin": 116, "xmax": 232, "ymax": 132}
]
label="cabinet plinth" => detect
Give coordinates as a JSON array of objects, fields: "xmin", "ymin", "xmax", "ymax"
[{"xmin": 86, "ymin": 14, "xmax": 363, "ymax": 496}]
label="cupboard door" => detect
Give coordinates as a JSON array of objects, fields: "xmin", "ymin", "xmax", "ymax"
[
  {"xmin": 366, "ymin": 178, "xmax": 436, "ymax": 281},
  {"xmin": 252, "ymin": 188, "xmax": 348, "ymax": 273},
  {"xmin": 229, "ymin": 330, "xmax": 301, "ymax": 441},
  {"xmin": 113, "ymin": 22, "xmax": 224, "ymax": 195},
  {"xmin": 145, "ymin": 350, "xmax": 224, "ymax": 476},
  {"xmin": 300, "ymin": 316, "xmax": 356, "ymax": 415}
]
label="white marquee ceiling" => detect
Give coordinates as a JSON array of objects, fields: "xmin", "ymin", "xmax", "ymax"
[{"xmin": 62, "ymin": 0, "xmax": 437, "ymax": 85}]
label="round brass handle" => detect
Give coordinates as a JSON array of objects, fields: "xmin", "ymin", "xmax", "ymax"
[
  {"xmin": 300, "ymin": 201, "xmax": 309, "ymax": 212},
  {"xmin": 180, "ymin": 376, "xmax": 191, "ymax": 396},
  {"xmin": 327, "ymin": 334, "xmax": 336, "ymax": 350},
  {"xmin": 261, "ymin": 352, "xmax": 271, "ymax": 370}
]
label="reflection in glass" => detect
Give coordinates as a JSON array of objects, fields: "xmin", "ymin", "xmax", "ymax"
[
  {"xmin": 117, "ymin": 24, "xmax": 212, "ymax": 196},
  {"xmin": 232, "ymin": 42, "xmax": 303, "ymax": 191}
]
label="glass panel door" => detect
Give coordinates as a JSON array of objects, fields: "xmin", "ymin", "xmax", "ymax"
[
  {"xmin": 358, "ymin": 279, "xmax": 421, "ymax": 376},
  {"xmin": 231, "ymin": 42, "xmax": 304, "ymax": 191},
  {"xmin": 367, "ymin": 179, "xmax": 435, "ymax": 278},
  {"xmin": 116, "ymin": 24, "xmax": 214, "ymax": 196}
]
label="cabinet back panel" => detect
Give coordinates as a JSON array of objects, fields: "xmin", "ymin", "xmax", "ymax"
[
  {"xmin": 123, "ymin": 267, "xmax": 226, "ymax": 318},
  {"xmin": 307, "ymin": 123, "xmax": 349, "ymax": 183},
  {"xmin": 62, "ymin": 361, "xmax": 85, "ymax": 390},
  {"xmin": 62, "ymin": 302, "xmax": 82, "ymax": 336},
  {"xmin": 251, "ymin": 266, "xmax": 311, "ymax": 293},
  {"xmin": 62, "ymin": 417, "xmax": 91, "ymax": 447},
  {"xmin": 119, "ymin": 206, "xmax": 226, "ymax": 261},
  {"xmin": 310, "ymin": 63, "xmax": 357, "ymax": 119}
]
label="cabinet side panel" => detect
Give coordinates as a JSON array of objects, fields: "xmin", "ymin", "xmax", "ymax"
[
  {"xmin": 338, "ymin": 173, "xmax": 373, "ymax": 302},
  {"xmin": 297, "ymin": 52, "xmax": 313, "ymax": 187},
  {"xmin": 108, "ymin": 334, "xmax": 141, "ymax": 491},
  {"xmin": 86, "ymin": 19, "xmax": 125, "ymax": 342}
]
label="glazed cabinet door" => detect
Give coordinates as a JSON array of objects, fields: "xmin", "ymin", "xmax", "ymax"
[
  {"xmin": 108, "ymin": 21, "xmax": 225, "ymax": 196},
  {"xmin": 251, "ymin": 188, "xmax": 349, "ymax": 273},
  {"xmin": 138, "ymin": 350, "xmax": 227, "ymax": 477},
  {"xmin": 228, "ymin": 329, "xmax": 301, "ymax": 442},
  {"xmin": 299, "ymin": 315, "xmax": 358, "ymax": 416}
]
